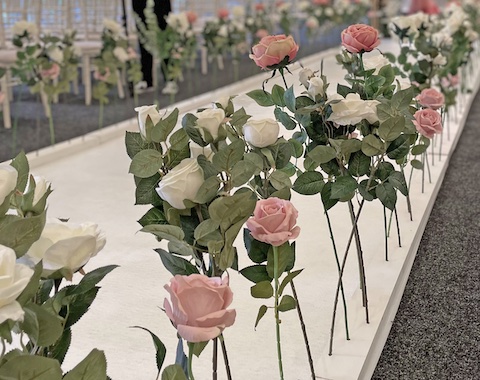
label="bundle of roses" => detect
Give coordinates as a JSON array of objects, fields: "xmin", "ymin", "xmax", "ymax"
[
  {"xmin": 244, "ymin": 3, "xmax": 274, "ymax": 45},
  {"xmin": 165, "ymin": 12, "xmax": 198, "ymax": 71},
  {"xmin": 0, "ymin": 152, "xmax": 115, "ymax": 378}
]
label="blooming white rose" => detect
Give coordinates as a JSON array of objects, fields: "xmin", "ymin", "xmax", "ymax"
[
  {"xmin": 12, "ymin": 20, "xmax": 38, "ymax": 37},
  {"xmin": 328, "ymin": 93, "xmax": 379, "ymax": 126},
  {"xmin": 166, "ymin": 13, "xmax": 190, "ymax": 34},
  {"xmin": 195, "ymin": 108, "xmax": 225, "ymax": 140},
  {"xmin": 47, "ymin": 46, "xmax": 64, "ymax": 64},
  {"xmin": 156, "ymin": 158, "xmax": 204, "ymax": 209},
  {"xmin": 433, "ymin": 54, "xmax": 447, "ymax": 66},
  {"xmin": 243, "ymin": 118, "xmax": 279, "ymax": 148},
  {"xmin": 299, "ymin": 68, "xmax": 314, "ymax": 88},
  {"xmin": 113, "ymin": 46, "xmax": 130, "ymax": 63},
  {"xmin": 24, "ymin": 219, "xmax": 106, "ymax": 279},
  {"xmin": 299, "ymin": 1, "xmax": 310, "ymax": 11},
  {"xmin": 0, "ymin": 165, "xmax": 18, "ymax": 206},
  {"xmin": 466, "ymin": 29, "xmax": 479, "ymax": 42},
  {"xmin": 232, "ymin": 6, "xmax": 245, "ymax": 19},
  {"xmin": 325, "ymin": 8, "xmax": 334, "ymax": 17},
  {"xmin": 0, "ymin": 245, "xmax": 33, "ymax": 324},
  {"xmin": 314, "ymin": 9, "xmax": 322, "ymax": 17},
  {"xmin": 134, "ymin": 105, "xmax": 162, "ymax": 140},
  {"xmin": 190, "ymin": 143, "xmax": 214, "ymax": 161},
  {"xmin": 218, "ymin": 25, "xmax": 228, "ymax": 38},
  {"xmin": 305, "ymin": 17, "xmax": 319, "ymax": 30},
  {"xmin": 446, "ymin": 9, "xmax": 467, "ymax": 33},
  {"xmin": 362, "ymin": 53, "xmax": 391, "ymax": 74},
  {"xmin": 307, "ymin": 77, "xmax": 324, "ymax": 98},
  {"xmin": 103, "ymin": 18, "xmax": 122, "ymax": 35},
  {"xmin": 246, "ymin": 17, "xmax": 254, "ymax": 26}
]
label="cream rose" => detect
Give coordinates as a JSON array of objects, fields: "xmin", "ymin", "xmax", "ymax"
[
  {"xmin": 134, "ymin": 105, "xmax": 162, "ymax": 140},
  {"xmin": 103, "ymin": 18, "xmax": 122, "ymax": 35},
  {"xmin": 243, "ymin": 118, "xmax": 280, "ymax": 148},
  {"xmin": 24, "ymin": 219, "xmax": 106, "ymax": 279},
  {"xmin": 0, "ymin": 245, "xmax": 33, "ymax": 324},
  {"xmin": 12, "ymin": 21, "xmax": 38, "ymax": 37},
  {"xmin": 0, "ymin": 165, "xmax": 18, "ymax": 206},
  {"xmin": 156, "ymin": 158, "xmax": 204, "ymax": 209},
  {"xmin": 113, "ymin": 46, "xmax": 129, "ymax": 63},
  {"xmin": 307, "ymin": 77, "xmax": 325, "ymax": 98},
  {"xmin": 47, "ymin": 46, "xmax": 64, "ymax": 64},
  {"xmin": 299, "ymin": 68, "xmax": 314, "ymax": 88},
  {"xmin": 195, "ymin": 108, "xmax": 225, "ymax": 141},
  {"xmin": 26, "ymin": 175, "xmax": 51, "ymax": 207},
  {"xmin": 363, "ymin": 53, "xmax": 391, "ymax": 74},
  {"xmin": 328, "ymin": 93, "xmax": 379, "ymax": 126}
]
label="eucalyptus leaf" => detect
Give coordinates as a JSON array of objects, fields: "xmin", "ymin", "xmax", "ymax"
[
  {"xmin": 10, "ymin": 151, "xmax": 29, "ymax": 192},
  {"xmin": 135, "ymin": 173, "xmax": 161, "ymax": 205},
  {"xmin": 194, "ymin": 176, "xmax": 220, "ymax": 204},
  {"xmin": 161, "ymin": 364, "xmax": 188, "ymax": 380},
  {"xmin": 284, "ymin": 86, "xmax": 296, "ymax": 113},
  {"xmin": 274, "ymin": 108, "xmax": 296, "ymax": 130},
  {"xmin": 410, "ymin": 159, "xmax": 423, "ymax": 170},
  {"xmin": 231, "ymin": 161, "xmax": 256, "ymax": 187},
  {"xmin": 0, "ymin": 211, "xmax": 46, "ymax": 257}
]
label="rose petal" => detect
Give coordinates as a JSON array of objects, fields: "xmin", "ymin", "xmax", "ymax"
[{"xmin": 177, "ymin": 324, "xmax": 222, "ymax": 343}]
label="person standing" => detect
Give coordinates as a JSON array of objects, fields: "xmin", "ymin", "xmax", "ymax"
[{"xmin": 132, "ymin": 0, "xmax": 172, "ymax": 91}]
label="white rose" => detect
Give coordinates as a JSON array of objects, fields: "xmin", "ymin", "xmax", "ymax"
[
  {"xmin": 47, "ymin": 46, "xmax": 64, "ymax": 64},
  {"xmin": 299, "ymin": 1, "xmax": 310, "ymax": 11},
  {"xmin": 447, "ymin": 9, "xmax": 467, "ymax": 33},
  {"xmin": 279, "ymin": 3, "xmax": 291, "ymax": 12},
  {"xmin": 166, "ymin": 13, "xmax": 189, "ymax": 34},
  {"xmin": 0, "ymin": 165, "xmax": 18, "ymax": 206},
  {"xmin": 195, "ymin": 108, "xmax": 225, "ymax": 140},
  {"xmin": 299, "ymin": 68, "xmax": 314, "ymax": 88},
  {"xmin": 328, "ymin": 93, "xmax": 379, "ymax": 126},
  {"xmin": 113, "ymin": 46, "xmax": 129, "ymax": 63},
  {"xmin": 24, "ymin": 219, "xmax": 106, "ymax": 279},
  {"xmin": 0, "ymin": 245, "xmax": 33, "ymax": 324},
  {"xmin": 103, "ymin": 18, "xmax": 122, "ymax": 35},
  {"xmin": 314, "ymin": 9, "xmax": 322, "ymax": 17},
  {"xmin": 246, "ymin": 17, "xmax": 254, "ymax": 26},
  {"xmin": 190, "ymin": 143, "xmax": 214, "ymax": 161},
  {"xmin": 308, "ymin": 77, "xmax": 325, "ymax": 98},
  {"xmin": 433, "ymin": 54, "xmax": 447, "ymax": 66},
  {"xmin": 432, "ymin": 32, "xmax": 452, "ymax": 48},
  {"xmin": 362, "ymin": 53, "xmax": 391, "ymax": 74},
  {"xmin": 218, "ymin": 25, "xmax": 228, "ymax": 38},
  {"xmin": 232, "ymin": 6, "xmax": 245, "ymax": 19},
  {"xmin": 12, "ymin": 20, "xmax": 38, "ymax": 37},
  {"xmin": 325, "ymin": 8, "xmax": 334, "ymax": 17},
  {"xmin": 243, "ymin": 118, "xmax": 279, "ymax": 148},
  {"xmin": 134, "ymin": 105, "xmax": 162, "ymax": 140},
  {"xmin": 305, "ymin": 17, "xmax": 319, "ymax": 30},
  {"xmin": 26, "ymin": 175, "xmax": 50, "ymax": 207},
  {"xmin": 156, "ymin": 158, "xmax": 204, "ymax": 209},
  {"xmin": 466, "ymin": 29, "xmax": 479, "ymax": 42}
]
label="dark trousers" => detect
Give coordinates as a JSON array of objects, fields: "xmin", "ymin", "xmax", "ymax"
[{"xmin": 132, "ymin": 0, "xmax": 172, "ymax": 87}]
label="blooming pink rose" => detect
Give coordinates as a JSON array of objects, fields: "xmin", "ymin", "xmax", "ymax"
[
  {"xmin": 413, "ymin": 109, "xmax": 442, "ymax": 139},
  {"xmin": 255, "ymin": 28, "xmax": 269, "ymax": 39},
  {"xmin": 250, "ymin": 34, "xmax": 299, "ymax": 69},
  {"xmin": 40, "ymin": 63, "xmax": 60, "ymax": 80},
  {"xmin": 217, "ymin": 8, "xmax": 229, "ymax": 19},
  {"xmin": 93, "ymin": 67, "xmax": 111, "ymax": 82},
  {"xmin": 416, "ymin": 88, "xmax": 445, "ymax": 110},
  {"xmin": 255, "ymin": 3, "xmax": 265, "ymax": 11},
  {"xmin": 164, "ymin": 274, "xmax": 236, "ymax": 343},
  {"xmin": 441, "ymin": 73, "xmax": 459, "ymax": 88},
  {"xmin": 186, "ymin": 11, "xmax": 198, "ymax": 24},
  {"xmin": 313, "ymin": 0, "xmax": 329, "ymax": 5},
  {"xmin": 341, "ymin": 24, "xmax": 380, "ymax": 54},
  {"xmin": 246, "ymin": 197, "xmax": 300, "ymax": 246}
]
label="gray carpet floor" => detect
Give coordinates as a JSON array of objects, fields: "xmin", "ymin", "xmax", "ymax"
[{"xmin": 372, "ymin": 94, "xmax": 480, "ymax": 379}]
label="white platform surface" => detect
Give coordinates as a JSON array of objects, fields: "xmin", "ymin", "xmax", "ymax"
[{"xmin": 9, "ymin": 39, "xmax": 480, "ymax": 380}]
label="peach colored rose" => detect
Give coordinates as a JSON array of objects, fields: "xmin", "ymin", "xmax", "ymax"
[
  {"xmin": 250, "ymin": 34, "xmax": 299, "ymax": 69},
  {"xmin": 217, "ymin": 8, "xmax": 229, "ymax": 19},
  {"xmin": 341, "ymin": 24, "xmax": 380, "ymax": 54},
  {"xmin": 413, "ymin": 109, "xmax": 442, "ymax": 139},
  {"xmin": 164, "ymin": 274, "xmax": 236, "ymax": 343},
  {"xmin": 416, "ymin": 88, "xmax": 445, "ymax": 110},
  {"xmin": 246, "ymin": 197, "xmax": 300, "ymax": 246},
  {"xmin": 93, "ymin": 67, "xmax": 111, "ymax": 82},
  {"xmin": 40, "ymin": 63, "xmax": 60, "ymax": 80},
  {"xmin": 186, "ymin": 11, "xmax": 198, "ymax": 24}
]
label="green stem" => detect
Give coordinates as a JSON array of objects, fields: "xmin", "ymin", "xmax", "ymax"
[
  {"xmin": 188, "ymin": 342, "xmax": 195, "ymax": 380},
  {"xmin": 273, "ymin": 245, "xmax": 284, "ymax": 380},
  {"xmin": 279, "ymin": 68, "xmax": 288, "ymax": 90},
  {"xmin": 46, "ymin": 100, "xmax": 55, "ymax": 145},
  {"xmin": 383, "ymin": 206, "xmax": 388, "ymax": 262},
  {"xmin": 212, "ymin": 338, "xmax": 218, "ymax": 380},
  {"xmin": 219, "ymin": 335, "xmax": 232, "ymax": 380}
]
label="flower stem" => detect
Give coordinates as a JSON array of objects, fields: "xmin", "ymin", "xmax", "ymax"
[
  {"xmin": 273, "ymin": 245, "xmax": 284, "ymax": 380},
  {"xmin": 383, "ymin": 206, "xmax": 388, "ymax": 261},
  {"xmin": 48, "ymin": 112, "xmax": 55, "ymax": 145},
  {"xmin": 188, "ymin": 342, "xmax": 195, "ymax": 380},
  {"xmin": 98, "ymin": 101, "xmax": 104, "ymax": 130},
  {"xmin": 212, "ymin": 338, "xmax": 218, "ymax": 380},
  {"xmin": 289, "ymin": 278, "xmax": 316, "ymax": 379},
  {"xmin": 401, "ymin": 164, "xmax": 413, "ymax": 221},
  {"xmin": 279, "ymin": 68, "xmax": 288, "ymax": 90},
  {"xmin": 394, "ymin": 207, "xmax": 402, "ymax": 247},
  {"xmin": 219, "ymin": 335, "xmax": 232, "ymax": 380}
]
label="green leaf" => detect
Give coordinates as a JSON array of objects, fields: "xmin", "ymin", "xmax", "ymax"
[
  {"xmin": 161, "ymin": 364, "xmax": 188, "ymax": 380},
  {"xmin": 307, "ymin": 145, "xmax": 337, "ymax": 165},
  {"xmin": 274, "ymin": 108, "xmax": 296, "ymax": 130},
  {"xmin": 212, "ymin": 140, "xmax": 245, "ymax": 172},
  {"xmin": 388, "ymin": 171, "xmax": 408, "ymax": 196},
  {"xmin": 271, "ymin": 84, "xmax": 286, "ymax": 107},
  {"xmin": 165, "ymin": 145, "xmax": 190, "ymax": 169},
  {"xmin": 169, "ymin": 129, "xmax": 189, "ymax": 150},
  {"xmin": 292, "ymin": 172, "xmax": 324, "ymax": 195},
  {"xmin": 410, "ymin": 159, "xmax": 423, "ymax": 170},
  {"xmin": 209, "ymin": 191, "xmax": 256, "ymax": 232},
  {"xmin": 231, "ymin": 161, "xmax": 256, "ymax": 187},
  {"xmin": 254, "ymin": 305, "xmax": 268, "ymax": 329},
  {"xmin": 131, "ymin": 326, "xmax": 166, "ymax": 376},
  {"xmin": 74, "ymin": 265, "xmax": 118, "ymax": 295},
  {"xmin": 156, "ymin": 249, "xmax": 199, "ymax": 276},
  {"xmin": 246, "ymin": 89, "xmax": 274, "ymax": 106},
  {"xmin": 193, "ymin": 176, "xmax": 220, "ymax": 204},
  {"xmin": 411, "ymin": 144, "xmax": 428, "ymax": 155},
  {"xmin": 289, "ymin": 138, "xmax": 303, "ymax": 158},
  {"xmin": 0, "ymin": 211, "xmax": 46, "ymax": 257},
  {"xmin": 376, "ymin": 182, "xmax": 397, "ymax": 211},
  {"xmin": 151, "ymin": 108, "xmax": 179, "ymax": 142},
  {"xmin": 348, "ymin": 151, "xmax": 371, "ymax": 177},
  {"xmin": 358, "ymin": 179, "xmax": 377, "ymax": 201},
  {"xmin": 361, "ymin": 135, "xmax": 385, "ymax": 157},
  {"xmin": 269, "ymin": 170, "xmax": 292, "ymax": 190},
  {"xmin": 125, "ymin": 131, "xmax": 150, "ymax": 159},
  {"xmin": 266, "ymin": 244, "xmax": 295, "ymax": 278},
  {"xmin": 63, "ymin": 349, "xmax": 107, "ymax": 380},
  {"xmin": 138, "ymin": 207, "xmax": 168, "ymax": 227},
  {"xmin": 142, "ymin": 224, "xmax": 185, "ymax": 241},
  {"xmin": 230, "ymin": 108, "xmax": 251, "ymax": 129},
  {"xmin": 387, "ymin": 135, "xmax": 411, "ymax": 160},
  {"xmin": 64, "ymin": 287, "xmax": 100, "ymax": 329},
  {"xmin": 244, "ymin": 152, "xmax": 264, "ymax": 175},
  {"xmin": 251, "ymin": 281, "xmax": 274, "ymax": 299},
  {"xmin": 168, "ymin": 240, "xmax": 195, "ymax": 257},
  {"xmin": 135, "ymin": 174, "xmax": 161, "ymax": 205},
  {"xmin": 194, "ymin": 219, "xmax": 220, "ymax": 242},
  {"xmin": 278, "ymin": 295, "xmax": 296, "ymax": 312},
  {"xmin": 50, "ymin": 328, "xmax": 71, "ymax": 364},
  {"xmin": 19, "ymin": 307, "xmax": 39, "ymax": 344},
  {"xmin": 16, "ymin": 262, "xmax": 42, "ymax": 306},
  {"xmin": 321, "ymin": 182, "xmax": 338, "ymax": 211},
  {"xmin": 192, "ymin": 341, "xmax": 209, "ymax": 357},
  {"xmin": 278, "ymin": 269, "xmax": 303, "ymax": 296},
  {"xmin": 284, "ymin": 86, "xmax": 296, "ymax": 113},
  {"xmin": 240, "ymin": 265, "xmax": 271, "ymax": 283},
  {"xmin": 331, "ymin": 176, "xmax": 357, "ymax": 199},
  {"xmin": 244, "ymin": 229, "xmax": 270, "ymax": 263},
  {"xmin": 378, "ymin": 116, "xmax": 405, "ymax": 142},
  {"xmin": 376, "ymin": 162, "xmax": 395, "ymax": 181},
  {"xmin": 391, "ymin": 87, "xmax": 414, "ymax": 111},
  {"xmin": 10, "ymin": 151, "xmax": 29, "ymax": 192},
  {"xmin": 0, "ymin": 356, "xmax": 62, "ymax": 380},
  {"xmin": 24, "ymin": 304, "xmax": 63, "ymax": 347}
]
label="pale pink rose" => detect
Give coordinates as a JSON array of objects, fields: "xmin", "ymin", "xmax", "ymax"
[
  {"xmin": 341, "ymin": 24, "xmax": 380, "ymax": 54},
  {"xmin": 255, "ymin": 29, "xmax": 269, "ymax": 39},
  {"xmin": 127, "ymin": 47, "xmax": 138, "ymax": 60},
  {"xmin": 186, "ymin": 11, "xmax": 198, "ymax": 24},
  {"xmin": 250, "ymin": 34, "xmax": 299, "ymax": 69},
  {"xmin": 416, "ymin": 88, "xmax": 445, "ymax": 110},
  {"xmin": 0, "ymin": 92, "xmax": 5, "ymax": 104},
  {"xmin": 313, "ymin": 0, "xmax": 329, "ymax": 5},
  {"xmin": 163, "ymin": 274, "xmax": 236, "ymax": 343},
  {"xmin": 217, "ymin": 8, "xmax": 229, "ymax": 19},
  {"xmin": 255, "ymin": 3, "xmax": 265, "ymax": 11},
  {"xmin": 441, "ymin": 73, "xmax": 460, "ymax": 87},
  {"xmin": 93, "ymin": 67, "xmax": 111, "ymax": 82},
  {"xmin": 40, "ymin": 63, "xmax": 61, "ymax": 80},
  {"xmin": 246, "ymin": 197, "xmax": 300, "ymax": 246},
  {"xmin": 413, "ymin": 109, "xmax": 442, "ymax": 139}
]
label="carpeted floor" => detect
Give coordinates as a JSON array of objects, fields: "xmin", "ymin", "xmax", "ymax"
[{"xmin": 372, "ymin": 93, "xmax": 480, "ymax": 379}]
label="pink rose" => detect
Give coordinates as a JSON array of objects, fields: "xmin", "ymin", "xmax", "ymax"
[
  {"xmin": 416, "ymin": 88, "xmax": 445, "ymax": 110},
  {"xmin": 255, "ymin": 3, "xmax": 265, "ymax": 11},
  {"xmin": 127, "ymin": 47, "xmax": 138, "ymax": 60},
  {"xmin": 250, "ymin": 34, "xmax": 299, "ymax": 70},
  {"xmin": 313, "ymin": 0, "xmax": 329, "ymax": 5},
  {"xmin": 255, "ymin": 29, "xmax": 269, "ymax": 39},
  {"xmin": 441, "ymin": 73, "xmax": 459, "ymax": 87},
  {"xmin": 40, "ymin": 63, "xmax": 61, "ymax": 80},
  {"xmin": 413, "ymin": 109, "xmax": 442, "ymax": 139},
  {"xmin": 246, "ymin": 197, "xmax": 300, "ymax": 246},
  {"xmin": 186, "ymin": 11, "xmax": 198, "ymax": 24},
  {"xmin": 93, "ymin": 66, "xmax": 111, "ymax": 82},
  {"xmin": 0, "ymin": 92, "xmax": 5, "ymax": 104},
  {"xmin": 217, "ymin": 8, "xmax": 229, "ymax": 19},
  {"xmin": 164, "ymin": 274, "xmax": 236, "ymax": 343},
  {"xmin": 341, "ymin": 24, "xmax": 380, "ymax": 54}
]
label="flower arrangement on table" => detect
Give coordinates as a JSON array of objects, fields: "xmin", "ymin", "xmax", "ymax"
[
  {"xmin": 0, "ymin": 152, "xmax": 116, "ymax": 378},
  {"xmin": 93, "ymin": 18, "xmax": 143, "ymax": 127},
  {"xmin": 275, "ymin": 1, "xmax": 296, "ymax": 37},
  {"xmin": 11, "ymin": 22, "xmax": 80, "ymax": 145}
]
